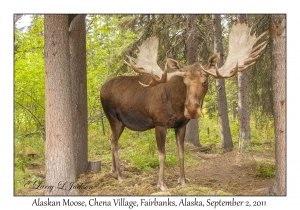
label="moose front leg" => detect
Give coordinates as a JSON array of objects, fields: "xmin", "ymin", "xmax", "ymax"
[
  {"xmin": 175, "ymin": 125, "xmax": 186, "ymax": 186},
  {"xmin": 155, "ymin": 126, "xmax": 168, "ymax": 191}
]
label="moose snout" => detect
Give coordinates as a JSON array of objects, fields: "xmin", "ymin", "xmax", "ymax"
[{"xmin": 184, "ymin": 101, "xmax": 201, "ymax": 119}]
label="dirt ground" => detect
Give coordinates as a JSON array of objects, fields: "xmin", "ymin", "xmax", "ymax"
[{"xmin": 25, "ymin": 142, "xmax": 274, "ymax": 196}]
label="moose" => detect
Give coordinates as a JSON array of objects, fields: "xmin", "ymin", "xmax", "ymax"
[{"xmin": 100, "ymin": 23, "xmax": 266, "ymax": 191}]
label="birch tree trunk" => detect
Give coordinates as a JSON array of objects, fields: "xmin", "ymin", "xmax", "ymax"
[
  {"xmin": 212, "ymin": 14, "xmax": 233, "ymax": 152},
  {"xmin": 184, "ymin": 14, "xmax": 201, "ymax": 147},
  {"xmin": 269, "ymin": 14, "xmax": 286, "ymax": 196},
  {"xmin": 44, "ymin": 14, "xmax": 78, "ymax": 195},
  {"xmin": 237, "ymin": 14, "xmax": 251, "ymax": 153}
]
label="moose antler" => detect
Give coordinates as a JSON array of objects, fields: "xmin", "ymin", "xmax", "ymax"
[
  {"xmin": 124, "ymin": 37, "xmax": 185, "ymax": 87},
  {"xmin": 201, "ymin": 23, "xmax": 267, "ymax": 78}
]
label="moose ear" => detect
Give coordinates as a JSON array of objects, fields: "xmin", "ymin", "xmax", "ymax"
[
  {"xmin": 166, "ymin": 58, "xmax": 184, "ymax": 71},
  {"xmin": 207, "ymin": 53, "xmax": 220, "ymax": 67}
]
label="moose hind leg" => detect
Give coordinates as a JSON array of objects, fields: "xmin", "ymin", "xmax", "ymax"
[
  {"xmin": 155, "ymin": 126, "xmax": 168, "ymax": 191},
  {"xmin": 175, "ymin": 125, "xmax": 186, "ymax": 186},
  {"xmin": 109, "ymin": 119, "xmax": 125, "ymax": 182}
]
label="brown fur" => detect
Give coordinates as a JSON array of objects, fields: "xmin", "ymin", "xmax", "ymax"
[{"xmin": 207, "ymin": 53, "xmax": 220, "ymax": 68}]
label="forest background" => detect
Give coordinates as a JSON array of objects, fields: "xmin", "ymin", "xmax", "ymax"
[
  {"xmin": 0, "ymin": 0, "xmax": 296, "ymax": 207},
  {"xmin": 13, "ymin": 14, "xmax": 277, "ymax": 194}
]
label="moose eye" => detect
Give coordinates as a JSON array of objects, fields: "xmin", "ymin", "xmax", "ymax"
[{"xmin": 202, "ymin": 81, "xmax": 207, "ymax": 87}]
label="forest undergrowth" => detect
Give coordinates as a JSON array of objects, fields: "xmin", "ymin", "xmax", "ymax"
[{"xmin": 14, "ymin": 116, "xmax": 275, "ymax": 196}]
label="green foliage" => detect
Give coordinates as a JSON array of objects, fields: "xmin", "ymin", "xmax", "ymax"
[
  {"xmin": 14, "ymin": 134, "xmax": 45, "ymax": 195},
  {"xmin": 199, "ymin": 112, "xmax": 274, "ymax": 152},
  {"xmin": 124, "ymin": 130, "xmax": 179, "ymax": 170},
  {"xmin": 216, "ymin": 190, "xmax": 233, "ymax": 196},
  {"xmin": 16, "ymin": 159, "xmax": 25, "ymax": 173},
  {"xmin": 87, "ymin": 122, "xmax": 196, "ymax": 172},
  {"xmin": 255, "ymin": 162, "xmax": 276, "ymax": 178},
  {"xmin": 86, "ymin": 15, "xmax": 137, "ymax": 123},
  {"xmin": 14, "ymin": 15, "xmax": 45, "ymax": 137},
  {"xmin": 14, "ymin": 14, "xmax": 274, "ymax": 141},
  {"xmin": 14, "ymin": 14, "xmax": 275, "ymax": 195}
]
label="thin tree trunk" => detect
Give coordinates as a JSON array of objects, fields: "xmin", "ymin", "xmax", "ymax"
[
  {"xmin": 237, "ymin": 14, "xmax": 251, "ymax": 153},
  {"xmin": 44, "ymin": 15, "xmax": 78, "ymax": 195},
  {"xmin": 212, "ymin": 14, "xmax": 233, "ymax": 152},
  {"xmin": 69, "ymin": 15, "xmax": 89, "ymax": 175},
  {"xmin": 185, "ymin": 14, "xmax": 201, "ymax": 147},
  {"xmin": 269, "ymin": 14, "xmax": 286, "ymax": 196}
]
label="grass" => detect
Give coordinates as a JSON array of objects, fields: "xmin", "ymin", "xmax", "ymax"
[
  {"xmin": 14, "ymin": 115, "xmax": 275, "ymax": 195},
  {"xmin": 88, "ymin": 122, "xmax": 198, "ymax": 172},
  {"xmin": 199, "ymin": 114, "xmax": 275, "ymax": 153},
  {"xmin": 255, "ymin": 162, "xmax": 276, "ymax": 178},
  {"xmin": 14, "ymin": 133, "xmax": 45, "ymax": 195}
]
